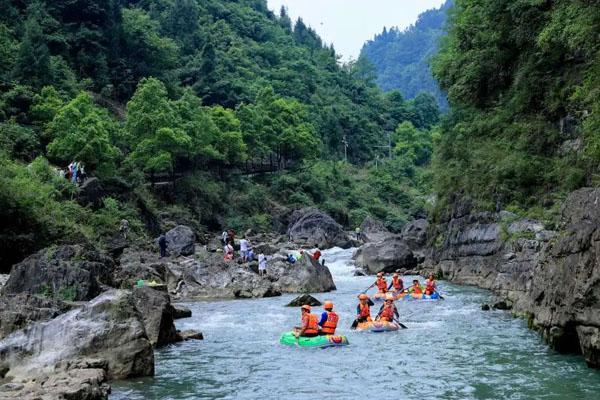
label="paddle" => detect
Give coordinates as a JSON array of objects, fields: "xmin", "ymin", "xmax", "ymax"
[{"xmin": 394, "ymin": 318, "xmax": 408, "ymax": 329}]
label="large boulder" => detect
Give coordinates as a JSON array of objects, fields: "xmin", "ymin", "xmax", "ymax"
[
  {"xmin": 165, "ymin": 225, "xmax": 196, "ymax": 256},
  {"xmin": 2, "ymin": 245, "xmax": 116, "ymax": 301},
  {"xmin": 287, "ymin": 208, "xmax": 351, "ymax": 249},
  {"xmin": 0, "ymin": 290, "xmax": 154, "ymax": 381},
  {"xmin": 132, "ymin": 286, "xmax": 179, "ymax": 348},
  {"xmin": 360, "ymin": 217, "xmax": 390, "ymax": 242},
  {"xmin": 0, "ymin": 294, "xmax": 71, "ymax": 340},
  {"xmin": 354, "ymin": 237, "xmax": 418, "ymax": 274},
  {"xmin": 286, "ymin": 294, "xmax": 322, "ymax": 307},
  {"xmin": 76, "ymin": 177, "xmax": 107, "ymax": 209},
  {"xmin": 114, "ymin": 248, "xmax": 167, "ymax": 288},
  {"xmin": 401, "ymin": 219, "xmax": 429, "ymax": 250}
]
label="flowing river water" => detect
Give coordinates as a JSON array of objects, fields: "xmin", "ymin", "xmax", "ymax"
[{"xmin": 112, "ymin": 247, "xmax": 600, "ymax": 399}]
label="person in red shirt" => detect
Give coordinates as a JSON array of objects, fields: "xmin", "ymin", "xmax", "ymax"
[{"xmin": 312, "ymin": 246, "xmax": 321, "ymax": 261}]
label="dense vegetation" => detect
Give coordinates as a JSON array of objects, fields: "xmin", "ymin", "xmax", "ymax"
[
  {"xmin": 0, "ymin": 0, "xmax": 440, "ymax": 269},
  {"xmin": 431, "ymin": 0, "xmax": 599, "ymax": 222},
  {"xmin": 360, "ymin": 0, "xmax": 452, "ymax": 109}
]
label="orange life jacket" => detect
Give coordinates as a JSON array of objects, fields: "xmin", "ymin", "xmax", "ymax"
[
  {"xmin": 392, "ymin": 276, "xmax": 403, "ymax": 290},
  {"xmin": 302, "ymin": 313, "xmax": 319, "ymax": 335},
  {"xmin": 412, "ymin": 284, "xmax": 423, "ymax": 294},
  {"xmin": 358, "ymin": 303, "xmax": 371, "ymax": 319},
  {"xmin": 376, "ymin": 278, "xmax": 387, "ymax": 292},
  {"xmin": 425, "ymin": 280, "xmax": 436, "ymax": 295},
  {"xmin": 380, "ymin": 304, "xmax": 395, "ymax": 322},
  {"xmin": 321, "ymin": 311, "xmax": 339, "ymax": 335}
]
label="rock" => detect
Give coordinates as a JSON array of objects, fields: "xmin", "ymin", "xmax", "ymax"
[
  {"xmin": 165, "ymin": 247, "xmax": 335, "ymax": 300},
  {"xmin": 492, "ymin": 300, "xmax": 512, "ymax": 310},
  {"xmin": 177, "ymin": 329, "xmax": 203, "ymax": 341},
  {"xmin": 359, "ymin": 217, "xmax": 389, "ymax": 242},
  {"xmin": 114, "ymin": 249, "xmax": 166, "ymax": 288},
  {"xmin": 0, "ymin": 290, "xmax": 154, "ymax": 381},
  {"xmin": 2, "ymin": 245, "xmax": 116, "ymax": 301},
  {"xmin": 132, "ymin": 286, "xmax": 179, "ymax": 348},
  {"xmin": 576, "ymin": 325, "xmax": 600, "ymax": 368},
  {"xmin": 0, "ymin": 367, "xmax": 110, "ymax": 400},
  {"xmin": 481, "ymin": 304, "xmax": 491, "ymax": 311},
  {"xmin": 286, "ymin": 294, "xmax": 322, "ymax": 307},
  {"xmin": 76, "ymin": 177, "xmax": 107, "ymax": 209},
  {"xmin": 172, "ymin": 304, "xmax": 192, "ymax": 319},
  {"xmin": 165, "ymin": 225, "xmax": 196, "ymax": 256},
  {"xmin": 401, "ymin": 219, "xmax": 429, "ymax": 250},
  {"xmin": 0, "ymin": 274, "xmax": 8, "ymax": 290},
  {"xmin": 0, "ymin": 294, "xmax": 72, "ymax": 340},
  {"xmin": 106, "ymin": 234, "xmax": 129, "ymax": 259},
  {"xmin": 354, "ymin": 237, "xmax": 418, "ymax": 274},
  {"xmin": 353, "ymin": 269, "xmax": 367, "ymax": 277},
  {"xmin": 287, "ymin": 208, "xmax": 351, "ymax": 249}
]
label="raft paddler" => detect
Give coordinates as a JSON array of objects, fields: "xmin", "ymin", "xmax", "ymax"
[
  {"xmin": 356, "ymin": 294, "xmax": 372, "ymax": 323},
  {"xmin": 407, "ymin": 279, "xmax": 424, "ymax": 294},
  {"xmin": 295, "ymin": 304, "xmax": 319, "ymax": 338},
  {"xmin": 371, "ymin": 272, "xmax": 388, "ymax": 293},
  {"xmin": 424, "ymin": 274, "xmax": 437, "ymax": 295},
  {"xmin": 376, "ymin": 294, "xmax": 399, "ymax": 322},
  {"xmin": 388, "ymin": 273, "xmax": 404, "ymax": 293},
  {"xmin": 318, "ymin": 301, "xmax": 339, "ymax": 335}
]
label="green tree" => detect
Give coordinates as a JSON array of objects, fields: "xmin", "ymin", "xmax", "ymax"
[{"xmin": 46, "ymin": 92, "xmax": 119, "ymax": 174}]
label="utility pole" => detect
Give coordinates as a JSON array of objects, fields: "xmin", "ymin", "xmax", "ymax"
[{"xmin": 342, "ymin": 135, "xmax": 348, "ymax": 162}]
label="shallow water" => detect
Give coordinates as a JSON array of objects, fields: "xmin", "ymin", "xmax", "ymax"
[{"xmin": 112, "ymin": 247, "xmax": 600, "ymax": 400}]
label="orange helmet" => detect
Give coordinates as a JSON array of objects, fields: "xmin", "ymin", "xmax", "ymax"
[
  {"xmin": 301, "ymin": 304, "xmax": 311, "ymax": 311},
  {"xmin": 377, "ymin": 272, "xmax": 383, "ymax": 277},
  {"xmin": 358, "ymin": 293, "xmax": 369, "ymax": 300},
  {"xmin": 324, "ymin": 301, "xmax": 334, "ymax": 310}
]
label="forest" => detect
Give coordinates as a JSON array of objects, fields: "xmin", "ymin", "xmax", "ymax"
[
  {"xmin": 360, "ymin": 0, "xmax": 453, "ymax": 109},
  {"xmin": 0, "ymin": 0, "xmax": 440, "ymax": 267}
]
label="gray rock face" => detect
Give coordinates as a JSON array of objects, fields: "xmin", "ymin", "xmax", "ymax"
[
  {"xmin": 426, "ymin": 188, "xmax": 600, "ymax": 368},
  {"xmin": 2, "ymin": 245, "xmax": 115, "ymax": 301},
  {"xmin": 165, "ymin": 225, "xmax": 196, "ymax": 256},
  {"xmin": 354, "ymin": 237, "xmax": 417, "ymax": 274},
  {"xmin": 132, "ymin": 286, "xmax": 180, "ymax": 348},
  {"xmin": 360, "ymin": 217, "xmax": 389, "ymax": 242},
  {"xmin": 401, "ymin": 219, "xmax": 429, "ymax": 250},
  {"xmin": 77, "ymin": 177, "xmax": 107, "ymax": 209},
  {"xmin": 0, "ymin": 294, "xmax": 72, "ymax": 340},
  {"xmin": 0, "ymin": 290, "xmax": 154, "ymax": 381},
  {"xmin": 287, "ymin": 208, "xmax": 351, "ymax": 249}
]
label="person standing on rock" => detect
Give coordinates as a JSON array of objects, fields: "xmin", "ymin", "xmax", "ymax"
[
  {"xmin": 158, "ymin": 233, "xmax": 168, "ymax": 258},
  {"xmin": 312, "ymin": 246, "xmax": 321, "ymax": 261},
  {"xmin": 318, "ymin": 301, "xmax": 339, "ymax": 336},
  {"xmin": 240, "ymin": 237, "xmax": 250, "ymax": 262},
  {"xmin": 258, "ymin": 253, "xmax": 267, "ymax": 276},
  {"xmin": 120, "ymin": 219, "xmax": 130, "ymax": 240}
]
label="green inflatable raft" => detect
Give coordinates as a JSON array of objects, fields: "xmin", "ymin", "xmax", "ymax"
[{"xmin": 279, "ymin": 331, "xmax": 349, "ymax": 348}]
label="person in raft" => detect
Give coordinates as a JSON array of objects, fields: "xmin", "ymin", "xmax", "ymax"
[
  {"xmin": 295, "ymin": 304, "xmax": 319, "ymax": 338},
  {"xmin": 424, "ymin": 274, "xmax": 437, "ymax": 295},
  {"xmin": 407, "ymin": 279, "xmax": 424, "ymax": 294},
  {"xmin": 318, "ymin": 301, "xmax": 339, "ymax": 336},
  {"xmin": 373, "ymin": 272, "xmax": 388, "ymax": 294},
  {"xmin": 388, "ymin": 273, "xmax": 404, "ymax": 293},
  {"xmin": 356, "ymin": 294, "xmax": 372, "ymax": 323},
  {"xmin": 376, "ymin": 293, "xmax": 399, "ymax": 322}
]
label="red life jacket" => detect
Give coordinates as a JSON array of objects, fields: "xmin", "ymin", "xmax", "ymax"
[
  {"xmin": 392, "ymin": 276, "xmax": 403, "ymax": 290},
  {"xmin": 376, "ymin": 278, "xmax": 387, "ymax": 292},
  {"xmin": 412, "ymin": 285, "xmax": 423, "ymax": 295},
  {"xmin": 425, "ymin": 280, "xmax": 436, "ymax": 295},
  {"xmin": 313, "ymin": 250, "xmax": 321, "ymax": 260},
  {"xmin": 321, "ymin": 311, "xmax": 339, "ymax": 334},
  {"xmin": 302, "ymin": 313, "xmax": 319, "ymax": 335},
  {"xmin": 358, "ymin": 303, "xmax": 370, "ymax": 318},
  {"xmin": 380, "ymin": 304, "xmax": 395, "ymax": 322}
]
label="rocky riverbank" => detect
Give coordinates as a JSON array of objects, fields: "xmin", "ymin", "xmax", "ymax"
[
  {"xmin": 0, "ymin": 207, "xmax": 346, "ymax": 398},
  {"xmin": 421, "ymin": 187, "xmax": 600, "ymax": 368}
]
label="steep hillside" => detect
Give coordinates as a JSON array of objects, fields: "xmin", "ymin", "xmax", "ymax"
[{"xmin": 360, "ymin": 0, "xmax": 453, "ymax": 109}]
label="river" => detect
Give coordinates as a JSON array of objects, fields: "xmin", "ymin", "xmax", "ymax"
[{"xmin": 112, "ymin": 247, "xmax": 600, "ymax": 399}]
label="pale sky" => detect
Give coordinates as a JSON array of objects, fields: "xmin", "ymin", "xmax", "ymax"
[{"xmin": 267, "ymin": 0, "xmax": 447, "ymax": 61}]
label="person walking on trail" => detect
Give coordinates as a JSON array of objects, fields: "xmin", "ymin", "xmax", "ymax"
[
  {"xmin": 120, "ymin": 219, "xmax": 130, "ymax": 239},
  {"xmin": 376, "ymin": 293, "xmax": 399, "ymax": 322},
  {"xmin": 355, "ymin": 227, "xmax": 363, "ymax": 242},
  {"xmin": 158, "ymin": 233, "xmax": 168, "ymax": 258},
  {"xmin": 318, "ymin": 301, "xmax": 339, "ymax": 336},
  {"xmin": 258, "ymin": 253, "xmax": 267, "ymax": 276},
  {"xmin": 240, "ymin": 237, "xmax": 250, "ymax": 262}
]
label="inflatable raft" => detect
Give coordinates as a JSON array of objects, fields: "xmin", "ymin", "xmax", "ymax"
[
  {"xmin": 373, "ymin": 292, "xmax": 387, "ymax": 302},
  {"xmin": 355, "ymin": 321, "xmax": 400, "ymax": 332},
  {"xmin": 402, "ymin": 292, "xmax": 441, "ymax": 301},
  {"xmin": 279, "ymin": 332, "xmax": 349, "ymax": 348}
]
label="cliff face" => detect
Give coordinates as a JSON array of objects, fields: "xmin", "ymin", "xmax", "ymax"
[{"xmin": 426, "ymin": 188, "xmax": 600, "ymax": 368}]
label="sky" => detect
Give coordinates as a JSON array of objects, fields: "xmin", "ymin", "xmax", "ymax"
[{"xmin": 267, "ymin": 0, "xmax": 447, "ymax": 61}]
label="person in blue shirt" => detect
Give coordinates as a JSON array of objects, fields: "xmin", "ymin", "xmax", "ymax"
[{"xmin": 286, "ymin": 254, "xmax": 296, "ymax": 264}]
